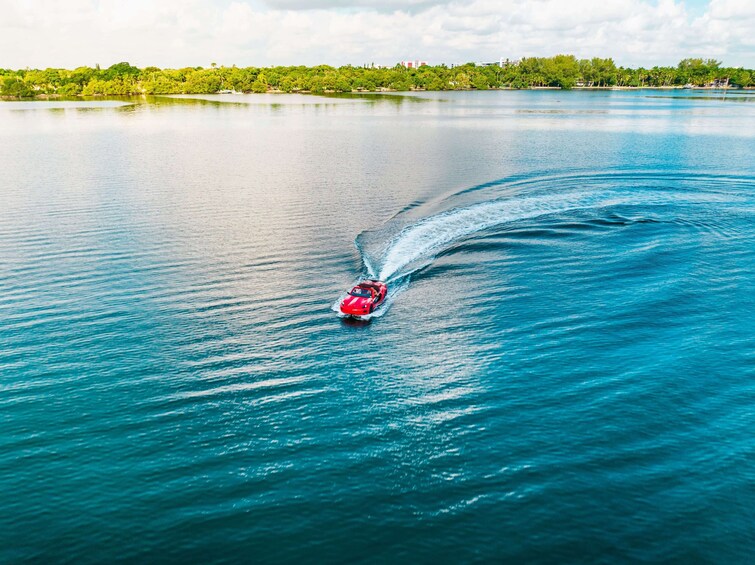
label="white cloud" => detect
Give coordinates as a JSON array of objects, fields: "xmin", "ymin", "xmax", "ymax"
[
  {"xmin": 0, "ymin": 0, "xmax": 752, "ymax": 69},
  {"xmin": 260, "ymin": 0, "xmax": 448, "ymax": 11}
]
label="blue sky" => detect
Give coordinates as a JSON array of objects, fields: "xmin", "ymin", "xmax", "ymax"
[
  {"xmin": 684, "ymin": 0, "xmax": 713, "ymax": 14},
  {"xmin": 1, "ymin": 0, "xmax": 753, "ymax": 68}
]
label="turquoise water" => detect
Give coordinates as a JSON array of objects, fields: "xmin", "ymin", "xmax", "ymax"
[{"xmin": 1, "ymin": 90, "xmax": 754, "ymax": 562}]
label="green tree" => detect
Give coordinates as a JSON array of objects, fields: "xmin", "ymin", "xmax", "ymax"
[
  {"xmin": 250, "ymin": 79, "xmax": 268, "ymax": 93},
  {"xmin": 102, "ymin": 62, "xmax": 140, "ymax": 81},
  {"xmin": 1, "ymin": 76, "xmax": 34, "ymax": 97}
]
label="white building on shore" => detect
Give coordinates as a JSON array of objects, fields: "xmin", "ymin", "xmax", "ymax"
[{"xmin": 400, "ymin": 60, "xmax": 427, "ymax": 69}]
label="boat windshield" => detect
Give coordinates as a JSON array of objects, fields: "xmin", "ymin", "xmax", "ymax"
[{"xmin": 349, "ymin": 288, "xmax": 371, "ymax": 298}]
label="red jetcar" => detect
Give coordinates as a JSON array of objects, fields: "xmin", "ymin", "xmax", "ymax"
[{"xmin": 340, "ymin": 280, "xmax": 388, "ymax": 318}]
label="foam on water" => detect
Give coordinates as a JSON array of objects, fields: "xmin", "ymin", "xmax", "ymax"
[
  {"xmin": 339, "ymin": 172, "xmax": 750, "ymax": 314},
  {"xmin": 377, "ymin": 191, "xmax": 612, "ymax": 280}
]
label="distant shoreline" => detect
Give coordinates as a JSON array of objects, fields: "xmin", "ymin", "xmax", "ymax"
[
  {"xmin": 2, "ymin": 57, "xmax": 752, "ymax": 99},
  {"xmin": 2, "ymin": 85, "xmax": 752, "ymax": 101}
]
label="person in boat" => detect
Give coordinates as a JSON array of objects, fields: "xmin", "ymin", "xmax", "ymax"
[{"xmin": 350, "ymin": 287, "xmax": 372, "ymax": 297}]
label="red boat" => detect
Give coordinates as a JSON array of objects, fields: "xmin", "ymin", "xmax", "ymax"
[{"xmin": 340, "ymin": 280, "xmax": 388, "ymax": 318}]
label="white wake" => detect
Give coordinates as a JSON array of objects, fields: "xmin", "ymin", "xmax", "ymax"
[
  {"xmin": 377, "ymin": 190, "xmax": 623, "ymax": 280},
  {"xmin": 337, "ymin": 171, "xmax": 747, "ymax": 319}
]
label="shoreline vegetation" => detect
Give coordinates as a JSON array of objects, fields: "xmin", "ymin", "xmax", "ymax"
[{"xmin": 2, "ymin": 56, "xmax": 753, "ymax": 99}]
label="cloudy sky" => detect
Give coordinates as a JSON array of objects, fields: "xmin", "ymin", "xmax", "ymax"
[{"xmin": 1, "ymin": 0, "xmax": 753, "ymax": 69}]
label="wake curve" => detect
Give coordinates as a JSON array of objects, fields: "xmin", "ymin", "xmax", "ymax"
[
  {"xmin": 339, "ymin": 170, "xmax": 752, "ymax": 318},
  {"xmin": 377, "ymin": 190, "xmax": 620, "ymax": 280}
]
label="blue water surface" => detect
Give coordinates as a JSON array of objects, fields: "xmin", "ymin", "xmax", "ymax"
[{"xmin": 1, "ymin": 90, "xmax": 754, "ymax": 562}]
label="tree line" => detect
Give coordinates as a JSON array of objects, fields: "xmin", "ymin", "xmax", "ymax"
[{"xmin": 1, "ymin": 57, "xmax": 752, "ymax": 98}]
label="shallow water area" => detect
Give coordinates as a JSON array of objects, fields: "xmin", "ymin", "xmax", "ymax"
[{"xmin": 1, "ymin": 90, "xmax": 754, "ymax": 562}]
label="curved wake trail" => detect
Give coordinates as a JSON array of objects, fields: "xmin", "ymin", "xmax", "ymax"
[
  {"xmin": 377, "ymin": 190, "xmax": 624, "ymax": 280},
  {"xmin": 337, "ymin": 190, "xmax": 621, "ymax": 318},
  {"xmin": 338, "ymin": 171, "xmax": 750, "ymax": 318}
]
